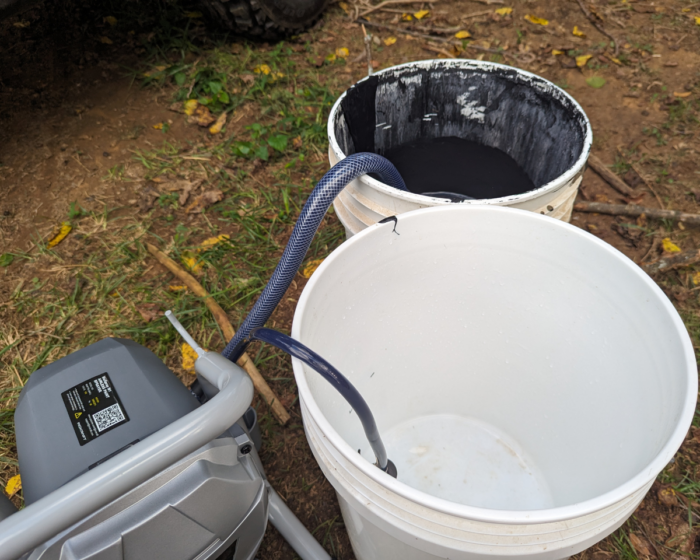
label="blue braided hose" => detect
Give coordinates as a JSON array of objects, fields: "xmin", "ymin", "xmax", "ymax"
[{"xmin": 222, "ymin": 153, "xmax": 407, "ymax": 361}]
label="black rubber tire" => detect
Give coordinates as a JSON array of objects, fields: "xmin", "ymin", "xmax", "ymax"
[{"xmin": 198, "ymin": 0, "xmax": 329, "ymax": 40}]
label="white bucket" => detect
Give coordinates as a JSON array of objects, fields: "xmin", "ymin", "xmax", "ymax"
[
  {"xmin": 291, "ymin": 206, "xmax": 697, "ymax": 560},
  {"xmin": 327, "ymin": 60, "xmax": 592, "ymax": 237}
]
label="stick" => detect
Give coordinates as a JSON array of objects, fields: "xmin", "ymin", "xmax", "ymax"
[
  {"xmin": 358, "ymin": 0, "xmax": 438, "ymax": 17},
  {"xmin": 631, "ymin": 163, "xmax": 665, "ymax": 209},
  {"xmin": 573, "ymin": 202, "xmax": 700, "ymax": 226},
  {"xmin": 587, "ymin": 154, "xmax": 637, "ymax": 197},
  {"xmin": 146, "ymin": 243, "xmax": 291, "ymax": 425},
  {"xmin": 362, "ymin": 23, "xmax": 374, "ymax": 76},
  {"xmin": 573, "ymin": 0, "xmax": 619, "ymax": 56},
  {"xmin": 358, "ymin": 18, "xmax": 452, "ymax": 43},
  {"xmin": 642, "ymin": 248, "xmax": 700, "ymax": 275}
]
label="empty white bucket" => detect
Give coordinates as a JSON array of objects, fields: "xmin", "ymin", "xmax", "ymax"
[
  {"xmin": 291, "ymin": 206, "xmax": 697, "ymax": 560},
  {"xmin": 328, "ymin": 60, "xmax": 592, "ymax": 236}
]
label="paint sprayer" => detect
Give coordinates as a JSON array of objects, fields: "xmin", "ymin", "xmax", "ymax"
[{"xmin": 0, "ymin": 153, "xmax": 405, "ymax": 560}]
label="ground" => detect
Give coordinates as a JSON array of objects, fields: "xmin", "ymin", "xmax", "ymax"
[{"xmin": 1, "ymin": 0, "xmax": 700, "ymax": 558}]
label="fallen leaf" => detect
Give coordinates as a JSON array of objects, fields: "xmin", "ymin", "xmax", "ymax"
[
  {"xmin": 384, "ymin": 36, "xmax": 397, "ymax": 46},
  {"xmin": 629, "ymin": 533, "xmax": 653, "ymax": 558},
  {"xmin": 674, "ymin": 92, "xmax": 692, "ymax": 98},
  {"xmin": 187, "ymin": 104, "xmax": 216, "ymax": 128},
  {"xmin": 552, "ymin": 49, "xmax": 564, "ymax": 55},
  {"xmin": 572, "ymin": 25, "xmax": 586, "ymax": 37},
  {"xmin": 209, "ymin": 111, "xmax": 228, "ymax": 134},
  {"xmin": 153, "ymin": 122, "xmax": 164, "ymax": 130},
  {"xmin": 185, "ymin": 190, "xmax": 224, "ymax": 214},
  {"xmin": 589, "ymin": 5, "xmax": 604, "ymax": 20},
  {"xmin": 576, "ymin": 54, "xmax": 593, "ymax": 67},
  {"xmin": 139, "ymin": 185, "xmax": 159, "ymax": 213},
  {"xmin": 0, "ymin": 254, "xmax": 13, "ymax": 267},
  {"xmin": 335, "ymin": 47, "xmax": 350, "ymax": 58},
  {"xmin": 662, "ymin": 238, "xmax": 681, "ymax": 253},
  {"xmin": 455, "ymin": 30, "xmax": 472, "ymax": 39},
  {"xmin": 303, "ymin": 259, "xmax": 325, "ymax": 278},
  {"xmin": 181, "ymin": 343, "xmax": 198, "ymax": 371},
  {"xmin": 184, "ymin": 99, "xmax": 199, "ymax": 116},
  {"xmin": 178, "ymin": 181, "xmax": 199, "ymax": 206},
  {"xmin": 292, "ymin": 136, "xmax": 303, "ymax": 149},
  {"xmin": 136, "ymin": 303, "xmax": 160, "ymax": 323},
  {"xmin": 254, "ymin": 64, "xmax": 271, "ymax": 75},
  {"xmin": 694, "ymin": 15, "xmax": 700, "ymax": 25},
  {"xmin": 693, "ymin": 272, "xmax": 700, "ymax": 286},
  {"xmin": 47, "ymin": 222, "xmax": 72, "ymax": 248},
  {"xmin": 325, "ymin": 53, "xmax": 337, "ymax": 63},
  {"xmin": 658, "ymin": 486, "xmax": 679, "ymax": 506},
  {"xmin": 99, "ymin": 36, "xmax": 113, "ymax": 45},
  {"xmin": 413, "ymin": 9, "xmax": 430, "ymax": 19},
  {"xmin": 181, "ymin": 252, "xmax": 204, "ymax": 273},
  {"xmin": 401, "ymin": 13, "xmax": 413, "ymax": 21},
  {"xmin": 607, "ymin": 56, "xmax": 622, "ymax": 65},
  {"xmin": 524, "ymin": 14, "xmax": 548, "ymax": 25},
  {"xmin": 495, "ymin": 7, "xmax": 513, "ymax": 15},
  {"xmin": 198, "ymin": 235, "xmax": 230, "ymax": 252},
  {"xmin": 338, "ymin": 1, "xmax": 349, "ymax": 13},
  {"xmin": 5, "ymin": 475, "xmax": 21, "ymax": 497},
  {"xmin": 104, "ymin": 16, "xmax": 117, "ymax": 26},
  {"xmin": 13, "ymin": 20, "xmax": 30, "ymax": 28},
  {"xmin": 168, "ymin": 285, "xmax": 188, "ymax": 292},
  {"xmin": 665, "ymin": 513, "xmax": 698, "ymax": 553},
  {"xmin": 586, "ymin": 76, "xmax": 606, "ymax": 88}
]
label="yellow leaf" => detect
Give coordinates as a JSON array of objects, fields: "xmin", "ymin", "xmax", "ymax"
[
  {"xmin": 335, "ymin": 47, "xmax": 349, "ymax": 58},
  {"xmin": 209, "ymin": 112, "xmax": 228, "ymax": 135},
  {"xmin": 401, "ymin": 13, "xmax": 413, "ymax": 21},
  {"xmin": 303, "ymin": 259, "xmax": 325, "ymax": 279},
  {"xmin": 695, "ymin": 16, "xmax": 700, "ymax": 25},
  {"xmin": 47, "ymin": 222, "xmax": 72, "ymax": 248},
  {"xmin": 552, "ymin": 49, "xmax": 564, "ymax": 55},
  {"xmin": 455, "ymin": 30, "xmax": 471, "ymax": 39},
  {"xmin": 609, "ymin": 56, "xmax": 622, "ymax": 65},
  {"xmin": 572, "ymin": 25, "xmax": 586, "ymax": 37},
  {"xmin": 168, "ymin": 285, "xmax": 188, "ymax": 292},
  {"xmin": 181, "ymin": 343, "xmax": 198, "ymax": 371},
  {"xmin": 576, "ymin": 54, "xmax": 593, "ymax": 68},
  {"xmin": 99, "ymin": 36, "xmax": 113, "ymax": 44},
  {"xmin": 13, "ymin": 20, "xmax": 30, "ymax": 28},
  {"xmin": 681, "ymin": 7, "xmax": 690, "ymax": 12},
  {"xmin": 495, "ymin": 7, "xmax": 513, "ymax": 15},
  {"xmin": 5, "ymin": 475, "xmax": 21, "ymax": 497},
  {"xmin": 153, "ymin": 122, "xmax": 164, "ymax": 130},
  {"xmin": 662, "ymin": 238, "xmax": 681, "ymax": 253},
  {"xmin": 184, "ymin": 11, "xmax": 203, "ymax": 18},
  {"xmin": 524, "ymin": 14, "xmax": 548, "ymax": 25},
  {"xmin": 198, "ymin": 234, "xmax": 230, "ymax": 251},
  {"xmin": 338, "ymin": 1, "xmax": 349, "ymax": 13},
  {"xmin": 384, "ymin": 36, "xmax": 397, "ymax": 46},
  {"xmin": 184, "ymin": 99, "xmax": 198, "ymax": 116},
  {"xmin": 325, "ymin": 53, "xmax": 337, "ymax": 62},
  {"xmin": 254, "ymin": 64, "xmax": 271, "ymax": 75},
  {"xmin": 104, "ymin": 16, "xmax": 117, "ymax": 26},
  {"xmin": 182, "ymin": 253, "xmax": 204, "ymax": 273},
  {"xmin": 674, "ymin": 92, "xmax": 692, "ymax": 98},
  {"xmin": 414, "ymin": 9, "xmax": 430, "ymax": 19},
  {"xmin": 692, "ymin": 272, "xmax": 700, "ymax": 285}
]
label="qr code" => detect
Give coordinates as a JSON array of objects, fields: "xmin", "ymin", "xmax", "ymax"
[{"xmin": 93, "ymin": 404, "xmax": 126, "ymax": 432}]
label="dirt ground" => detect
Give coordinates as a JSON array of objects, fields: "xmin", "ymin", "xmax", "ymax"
[{"xmin": 1, "ymin": 0, "xmax": 700, "ymax": 558}]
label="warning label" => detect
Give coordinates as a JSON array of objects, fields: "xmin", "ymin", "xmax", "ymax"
[{"xmin": 61, "ymin": 373, "xmax": 129, "ymax": 446}]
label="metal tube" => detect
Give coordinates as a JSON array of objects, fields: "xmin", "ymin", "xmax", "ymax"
[
  {"xmin": 0, "ymin": 362, "xmax": 254, "ymax": 560},
  {"xmin": 267, "ymin": 484, "xmax": 332, "ymax": 560}
]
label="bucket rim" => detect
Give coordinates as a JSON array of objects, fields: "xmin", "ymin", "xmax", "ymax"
[
  {"xmin": 327, "ymin": 58, "xmax": 593, "ymax": 207},
  {"xmin": 291, "ymin": 204, "xmax": 697, "ymax": 525}
]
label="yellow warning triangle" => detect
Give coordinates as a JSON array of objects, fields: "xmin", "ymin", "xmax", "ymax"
[{"xmin": 74, "ymin": 412, "xmax": 82, "ymax": 419}]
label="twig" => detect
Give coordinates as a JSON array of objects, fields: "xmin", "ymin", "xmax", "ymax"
[
  {"xmin": 358, "ymin": 18, "xmax": 451, "ymax": 42},
  {"xmin": 461, "ymin": 9, "xmax": 495, "ymax": 19},
  {"xmin": 573, "ymin": 202, "xmax": 700, "ymax": 226},
  {"xmin": 146, "ymin": 243, "xmax": 291, "ymax": 426},
  {"xmin": 358, "ymin": 0, "xmax": 437, "ymax": 17},
  {"xmin": 362, "ymin": 23, "xmax": 374, "ymax": 76},
  {"xmin": 573, "ymin": 0, "xmax": 619, "ymax": 56},
  {"xmin": 631, "ymin": 163, "xmax": 664, "ymax": 209},
  {"xmin": 639, "ymin": 234, "xmax": 661, "ymax": 264},
  {"xmin": 642, "ymin": 248, "xmax": 700, "ymax": 275},
  {"xmin": 588, "ymin": 154, "xmax": 638, "ymax": 197},
  {"xmin": 422, "ymin": 44, "xmax": 456, "ymax": 57}
]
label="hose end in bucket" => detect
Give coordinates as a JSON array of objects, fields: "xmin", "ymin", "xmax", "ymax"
[{"xmin": 380, "ymin": 459, "xmax": 398, "ymax": 479}]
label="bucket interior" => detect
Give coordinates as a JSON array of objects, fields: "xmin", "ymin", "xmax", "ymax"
[
  {"xmin": 333, "ymin": 61, "xmax": 589, "ymax": 197},
  {"xmin": 294, "ymin": 207, "xmax": 692, "ymax": 511}
]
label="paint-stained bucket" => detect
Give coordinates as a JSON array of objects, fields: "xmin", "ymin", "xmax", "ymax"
[
  {"xmin": 292, "ymin": 205, "xmax": 696, "ymax": 560},
  {"xmin": 328, "ymin": 60, "xmax": 592, "ymax": 236}
]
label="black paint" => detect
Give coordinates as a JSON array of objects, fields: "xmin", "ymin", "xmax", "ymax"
[
  {"xmin": 334, "ymin": 61, "xmax": 588, "ymax": 199},
  {"xmin": 383, "ymin": 136, "xmax": 536, "ymax": 200}
]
